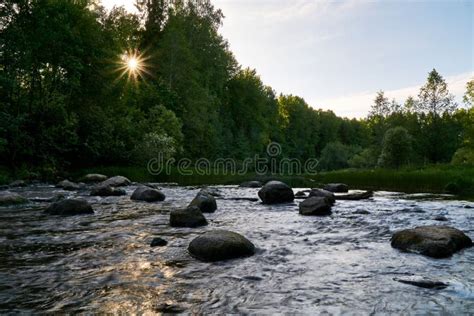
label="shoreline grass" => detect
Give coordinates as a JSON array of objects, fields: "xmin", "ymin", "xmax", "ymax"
[
  {"xmin": 2, "ymin": 164, "xmax": 473, "ymax": 198},
  {"xmin": 72, "ymin": 164, "xmax": 474, "ymax": 197}
]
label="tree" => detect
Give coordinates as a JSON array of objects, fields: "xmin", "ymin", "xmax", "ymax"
[
  {"xmin": 403, "ymin": 96, "xmax": 417, "ymax": 113},
  {"xmin": 463, "ymin": 79, "xmax": 474, "ymax": 106},
  {"xmin": 417, "ymin": 69, "xmax": 457, "ymax": 115},
  {"xmin": 378, "ymin": 127, "xmax": 412, "ymax": 168},
  {"xmin": 318, "ymin": 142, "xmax": 359, "ymax": 171},
  {"xmin": 369, "ymin": 91, "xmax": 391, "ymax": 118},
  {"xmin": 416, "ymin": 69, "xmax": 458, "ymax": 162}
]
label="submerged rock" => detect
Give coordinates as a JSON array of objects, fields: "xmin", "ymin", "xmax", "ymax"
[
  {"xmin": 90, "ymin": 184, "xmax": 126, "ymax": 197},
  {"xmin": 131, "ymin": 186, "xmax": 165, "ymax": 202},
  {"xmin": 394, "ymin": 277, "xmax": 448, "ymax": 289},
  {"xmin": 150, "ymin": 237, "xmax": 168, "ymax": 247},
  {"xmin": 170, "ymin": 206, "xmax": 208, "ymax": 228},
  {"xmin": 81, "ymin": 173, "xmax": 107, "ymax": 183},
  {"xmin": 336, "ymin": 191, "xmax": 373, "ymax": 200},
  {"xmin": 9, "ymin": 180, "xmax": 27, "ymax": 187},
  {"xmin": 239, "ymin": 181, "xmax": 262, "ymax": 188},
  {"xmin": 44, "ymin": 199, "xmax": 93, "ymax": 216},
  {"xmin": 353, "ymin": 209, "xmax": 371, "ymax": 215},
  {"xmin": 295, "ymin": 191, "xmax": 307, "ymax": 197},
  {"xmin": 434, "ymin": 215, "xmax": 449, "ymax": 222},
  {"xmin": 309, "ymin": 189, "xmax": 335, "ymax": 205},
  {"xmin": 0, "ymin": 192, "xmax": 28, "ymax": 206},
  {"xmin": 100, "ymin": 176, "xmax": 131, "ymax": 187},
  {"xmin": 391, "ymin": 225, "xmax": 472, "ymax": 258},
  {"xmin": 56, "ymin": 179, "xmax": 81, "ymax": 190},
  {"xmin": 188, "ymin": 230, "xmax": 255, "ymax": 262},
  {"xmin": 188, "ymin": 191, "xmax": 217, "ymax": 213},
  {"xmin": 323, "ymin": 183, "xmax": 349, "ymax": 193},
  {"xmin": 201, "ymin": 187, "xmax": 222, "ymax": 197},
  {"xmin": 154, "ymin": 303, "xmax": 186, "ymax": 313},
  {"xmin": 299, "ymin": 196, "xmax": 332, "ymax": 216},
  {"xmin": 258, "ymin": 181, "xmax": 294, "ymax": 204}
]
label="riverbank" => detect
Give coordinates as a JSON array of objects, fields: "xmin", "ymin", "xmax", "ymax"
[{"xmin": 2, "ymin": 164, "xmax": 473, "ymax": 198}]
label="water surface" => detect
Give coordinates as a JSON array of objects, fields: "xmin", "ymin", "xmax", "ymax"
[{"xmin": 0, "ymin": 184, "xmax": 473, "ymax": 314}]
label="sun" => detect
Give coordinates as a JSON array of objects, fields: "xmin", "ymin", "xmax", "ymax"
[
  {"xmin": 127, "ymin": 57, "xmax": 138, "ymax": 71},
  {"xmin": 116, "ymin": 49, "xmax": 150, "ymax": 82}
]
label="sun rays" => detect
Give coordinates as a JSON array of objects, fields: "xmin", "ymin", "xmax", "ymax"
[{"xmin": 116, "ymin": 49, "xmax": 151, "ymax": 82}]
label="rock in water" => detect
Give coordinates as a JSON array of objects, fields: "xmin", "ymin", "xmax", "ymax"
[
  {"xmin": 394, "ymin": 277, "xmax": 448, "ymax": 289},
  {"xmin": 100, "ymin": 176, "xmax": 131, "ymax": 187},
  {"xmin": 9, "ymin": 180, "xmax": 27, "ymax": 187},
  {"xmin": 295, "ymin": 191, "xmax": 307, "ymax": 197},
  {"xmin": 170, "ymin": 206, "xmax": 208, "ymax": 228},
  {"xmin": 150, "ymin": 237, "xmax": 168, "ymax": 247},
  {"xmin": 258, "ymin": 181, "xmax": 294, "ymax": 204},
  {"xmin": 299, "ymin": 196, "xmax": 332, "ymax": 216},
  {"xmin": 188, "ymin": 230, "xmax": 255, "ymax": 262},
  {"xmin": 309, "ymin": 189, "xmax": 336, "ymax": 205},
  {"xmin": 131, "ymin": 186, "xmax": 165, "ymax": 202},
  {"xmin": 45, "ymin": 199, "xmax": 94, "ymax": 216},
  {"xmin": 90, "ymin": 184, "xmax": 126, "ymax": 197},
  {"xmin": 201, "ymin": 187, "xmax": 222, "ymax": 197},
  {"xmin": 434, "ymin": 215, "xmax": 448, "ymax": 222},
  {"xmin": 188, "ymin": 191, "xmax": 217, "ymax": 213},
  {"xmin": 239, "ymin": 181, "xmax": 262, "ymax": 188},
  {"xmin": 82, "ymin": 173, "xmax": 107, "ymax": 183},
  {"xmin": 323, "ymin": 183, "xmax": 349, "ymax": 193},
  {"xmin": 0, "ymin": 192, "xmax": 28, "ymax": 206},
  {"xmin": 391, "ymin": 225, "xmax": 472, "ymax": 258},
  {"xmin": 56, "ymin": 179, "xmax": 81, "ymax": 190}
]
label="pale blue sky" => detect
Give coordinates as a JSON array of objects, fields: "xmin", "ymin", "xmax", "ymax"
[{"xmin": 103, "ymin": 0, "xmax": 473, "ymax": 117}]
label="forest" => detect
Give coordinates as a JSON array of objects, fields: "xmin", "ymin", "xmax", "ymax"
[{"xmin": 1, "ymin": 0, "xmax": 473, "ymax": 183}]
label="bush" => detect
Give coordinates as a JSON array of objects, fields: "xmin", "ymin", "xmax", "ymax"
[
  {"xmin": 451, "ymin": 147, "xmax": 474, "ymax": 165},
  {"xmin": 378, "ymin": 127, "xmax": 412, "ymax": 168},
  {"xmin": 318, "ymin": 142, "xmax": 360, "ymax": 171},
  {"xmin": 349, "ymin": 147, "xmax": 379, "ymax": 168}
]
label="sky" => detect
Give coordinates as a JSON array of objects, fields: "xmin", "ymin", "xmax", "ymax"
[{"xmin": 102, "ymin": 0, "xmax": 473, "ymax": 118}]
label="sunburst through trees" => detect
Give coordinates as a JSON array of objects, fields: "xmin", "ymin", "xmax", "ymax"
[{"xmin": 117, "ymin": 49, "xmax": 150, "ymax": 82}]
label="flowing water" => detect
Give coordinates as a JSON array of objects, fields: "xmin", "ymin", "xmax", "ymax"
[{"xmin": 0, "ymin": 184, "xmax": 473, "ymax": 314}]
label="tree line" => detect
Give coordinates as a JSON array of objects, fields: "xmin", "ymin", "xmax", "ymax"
[{"xmin": 0, "ymin": 0, "xmax": 473, "ymax": 178}]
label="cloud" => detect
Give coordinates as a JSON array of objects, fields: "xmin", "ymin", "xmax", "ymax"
[{"xmin": 313, "ymin": 71, "xmax": 473, "ymax": 118}]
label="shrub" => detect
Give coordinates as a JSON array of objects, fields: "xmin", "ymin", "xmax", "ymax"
[{"xmin": 378, "ymin": 127, "xmax": 412, "ymax": 168}]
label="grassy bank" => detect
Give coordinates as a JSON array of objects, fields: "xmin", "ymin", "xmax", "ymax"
[
  {"xmin": 314, "ymin": 165, "xmax": 474, "ymax": 196},
  {"xmin": 73, "ymin": 164, "xmax": 474, "ymax": 196},
  {"xmin": 2, "ymin": 164, "xmax": 473, "ymax": 197}
]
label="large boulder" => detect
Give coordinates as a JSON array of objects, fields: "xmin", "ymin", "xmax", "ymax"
[
  {"xmin": 100, "ymin": 176, "xmax": 131, "ymax": 187},
  {"xmin": 170, "ymin": 206, "xmax": 208, "ymax": 228},
  {"xmin": 131, "ymin": 186, "xmax": 165, "ymax": 202},
  {"xmin": 56, "ymin": 179, "xmax": 81, "ymax": 190},
  {"xmin": 90, "ymin": 184, "xmax": 126, "ymax": 197},
  {"xmin": 81, "ymin": 173, "xmax": 108, "ymax": 183},
  {"xmin": 258, "ymin": 181, "xmax": 294, "ymax": 204},
  {"xmin": 0, "ymin": 192, "xmax": 28, "ymax": 206},
  {"xmin": 323, "ymin": 183, "xmax": 349, "ymax": 193},
  {"xmin": 391, "ymin": 225, "xmax": 472, "ymax": 258},
  {"xmin": 188, "ymin": 191, "xmax": 217, "ymax": 213},
  {"xmin": 299, "ymin": 196, "xmax": 332, "ymax": 216},
  {"xmin": 188, "ymin": 230, "xmax": 255, "ymax": 262},
  {"xmin": 309, "ymin": 188, "xmax": 336, "ymax": 205},
  {"xmin": 239, "ymin": 181, "xmax": 262, "ymax": 188},
  {"xmin": 44, "ymin": 199, "xmax": 94, "ymax": 216}
]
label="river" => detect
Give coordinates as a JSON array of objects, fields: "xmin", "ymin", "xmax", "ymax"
[{"xmin": 0, "ymin": 183, "xmax": 473, "ymax": 314}]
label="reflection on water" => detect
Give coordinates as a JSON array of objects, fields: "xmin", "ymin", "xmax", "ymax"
[{"xmin": 0, "ymin": 184, "xmax": 473, "ymax": 314}]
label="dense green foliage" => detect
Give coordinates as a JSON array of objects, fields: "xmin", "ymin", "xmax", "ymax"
[{"xmin": 0, "ymin": 0, "xmax": 473, "ymax": 180}]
